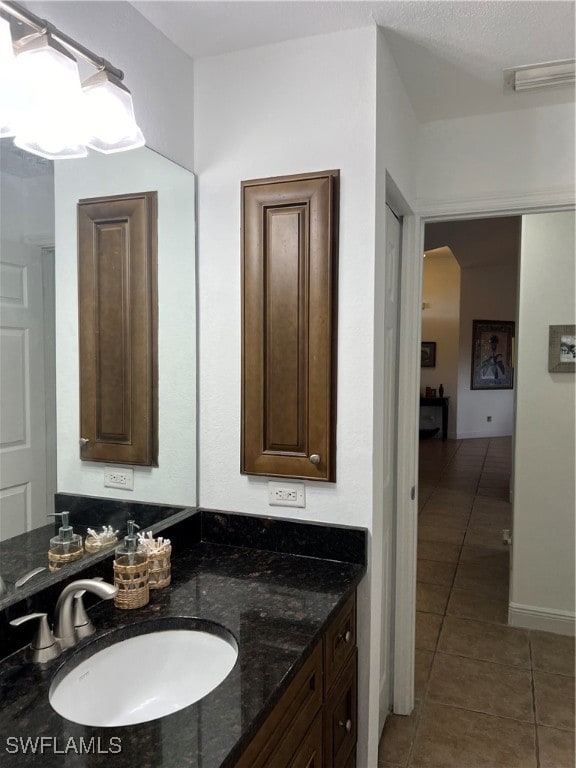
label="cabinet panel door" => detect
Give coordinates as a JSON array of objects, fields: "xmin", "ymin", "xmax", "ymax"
[
  {"xmin": 242, "ymin": 171, "xmax": 338, "ymax": 481},
  {"xmin": 78, "ymin": 192, "xmax": 158, "ymax": 466}
]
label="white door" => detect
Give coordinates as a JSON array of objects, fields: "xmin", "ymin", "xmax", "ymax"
[
  {"xmin": 379, "ymin": 204, "xmax": 402, "ymax": 728},
  {"xmin": 0, "ymin": 239, "xmax": 54, "ymax": 539}
]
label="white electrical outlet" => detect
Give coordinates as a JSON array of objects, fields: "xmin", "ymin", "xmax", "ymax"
[
  {"xmin": 268, "ymin": 481, "xmax": 305, "ymax": 508},
  {"xmin": 104, "ymin": 467, "xmax": 134, "ymax": 490}
]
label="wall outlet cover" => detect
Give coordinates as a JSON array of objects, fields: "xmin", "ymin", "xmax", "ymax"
[
  {"xmin": 104, "ymin": 467, "xmax": 134, "ymax": 490},
  {"xmin": 268, "ymin": 481, "xmax": 306, "ymax": 508}
]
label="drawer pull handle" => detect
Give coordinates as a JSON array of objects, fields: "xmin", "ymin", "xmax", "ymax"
[
  {"xmin": 336, "ymin": 629, "xmax": 352, "ymax": 645},
  {"xmin": 339, "ymin": 719, "xmax": 352, "ymax": 733}
]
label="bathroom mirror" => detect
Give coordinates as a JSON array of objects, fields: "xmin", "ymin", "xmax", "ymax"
[{"xmin": 0, "ymin": 142, "xmax": 197, "ymax": 607}]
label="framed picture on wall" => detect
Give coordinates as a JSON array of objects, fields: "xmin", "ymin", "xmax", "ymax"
[
  {"xmin": 548, "ymin": 325, "xmax": 576, "ymax": 372},
  {"xmin": 471, "ymin": 320, "xmax": 515, "ymax": 390},
  {"xmin": 421, "ymin": 342, "xmax": 436, "ymax": 368}
]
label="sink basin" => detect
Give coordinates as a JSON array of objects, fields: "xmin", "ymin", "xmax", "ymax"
[{"xmin": 49, "ymin": 618, "xmax": 238, "ymax": 726}]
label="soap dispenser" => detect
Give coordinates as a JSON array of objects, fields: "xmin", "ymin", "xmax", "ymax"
[
  {"xmin": 113, "ymin": 520, "xmax": 149, "ymax": 610},
  {"xmin": 48, "ymin": 512, "xmax": 84, "ymax": 572}
]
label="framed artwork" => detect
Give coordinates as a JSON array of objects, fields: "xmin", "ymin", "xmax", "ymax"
[
  {"xmin": 421, "ymin": 342, "xmax": 436, "ymax": 368},
  {"xmin": 471, "ymin": 320, "xmax": 515, "ymax": 390},
  {"xmin": 548, "ymin": 325, "xmax": 575, "ymax": 373}
]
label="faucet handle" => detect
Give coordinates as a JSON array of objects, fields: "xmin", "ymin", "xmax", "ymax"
[{"xmin": 9, "ymin": 613, "xmax": 60, "ymax": 664}]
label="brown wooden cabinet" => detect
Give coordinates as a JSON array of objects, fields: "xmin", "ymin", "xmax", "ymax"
[
  {"xmin": 241, "ymin": 171, "xmax": 339, "ymax": 482},
  {"xmin": 77, "ymin": 192, "xmax": 158, "ymax": 466},
  {"xmin": 234, "ymin": 592, "xmax": 357, "ymax": 768}
]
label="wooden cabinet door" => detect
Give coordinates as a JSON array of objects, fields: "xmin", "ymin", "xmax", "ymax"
[
  {"xmin": 78, "ymin": 192, "xmax": 158, "ymax": 466},
  {"xmin": 241, "ymin": 171, "xmax": 339, "ymax": 481}
]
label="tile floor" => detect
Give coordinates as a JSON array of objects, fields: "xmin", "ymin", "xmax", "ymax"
[{"xmin": 378, "ymin": 437, "xmax": 575, "ymax": 768}]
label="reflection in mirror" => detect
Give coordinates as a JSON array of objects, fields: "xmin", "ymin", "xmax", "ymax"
[{"xmin": 0, "ymin": 142, "xmax": 197, "ymax": 605}]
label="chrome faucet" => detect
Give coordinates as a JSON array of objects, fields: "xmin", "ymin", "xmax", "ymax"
[
  {"xmin": 54, "ymin": 579, "xmax": 118, "ymax": 649},
  {"xmin": 10, "ymin": 578, "xmax": 118, "ymax": 663}
]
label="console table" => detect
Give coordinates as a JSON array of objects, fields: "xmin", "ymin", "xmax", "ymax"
[{"xmin": 419, "ymin": 396, "xmax": 449, "ymax": 441}]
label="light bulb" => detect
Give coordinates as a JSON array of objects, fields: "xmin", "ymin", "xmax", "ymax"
[{"xmin": 12, "ymin": 32, "xmax": 88, "ymax": 159}]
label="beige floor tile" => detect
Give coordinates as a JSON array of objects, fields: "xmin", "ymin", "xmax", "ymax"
[
  {"xmin": 416, "ymin": 612, "xmax": 443, "ymax": 652},
  {"xmin": 454, "ymin": 549, "xmax": 509, "ymax": 598},
  {"xmin": 530, "ymin": 630, "xmax": 576, "ymax": 677},
  {"xmin": 438, "ymin": 616, "xmax": 531, "ymax": 668},
  {"xmin": 469, "ymin": 504, "xmax": 512, "ymax": 528},
  {"xmin": 418, "ymin": 524, "xmax": 465, "ymax": 546},
  {"xmin": 378, "ymin": 706, "xmax": 419, "ymax": 767},
  {"xmin": 427, "ymin": 653, "xmax": 534, "ymax": 722},
  {"xmin": 464, "ymin": 525, "xmax": 510, "ymax": 552},
  {"xmin": 534, "ymin": 671, "xmax": 576, "ymax": 730},
  {"xmin": 417, "ymin": 540, "xmax": 461, "ymax": 564},
  {"xmin": 436, "ymin": 477, "xmax": 480, "ymax": 493},
  {"xmin": 476, "ymin": 486, "xmax": 509, "ymax": 500},
  {"xmin": 410, "ymin": 702, "xmax": 536, "ymax": 768},
  {"xmin": 447, "ymin": 587, "xmax": 508, "ymax": 625},
  {"xmin": 414, "ymin": 649, "xmax": 434, "ymax": 698},
  {"xmin": 538, "ymin": 726, "xmax": 576, "ymax": 768},
  {"xmin": 418, "ymin": 512, "xmax": 468, "ymax": 532},
  {"xmin": 417, "ymin": 559, "xmax": 456, "ymax": 587},
  {"xmin": 430, "ymin": 488, "xmax": 475, "ymax": 505},
  {"xmin": 416, "ymin": 582, "xmax": 451, "ymax": 615}
]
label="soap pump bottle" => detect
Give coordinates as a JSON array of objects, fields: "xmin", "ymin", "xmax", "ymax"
[
  {"xmin": 48, "ymin": 511, "xmax": 84, "ymax": 572},
  {"xmin": 113, "ymin": 520, "xmax": 149, "ymax": 610}
]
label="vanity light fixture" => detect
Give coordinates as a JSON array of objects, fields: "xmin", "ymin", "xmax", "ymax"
[
  {"xmin": 0, "ymin": 16, "xmax": 16, "ymax": 136},
  {"xmin": 0, "ymin": 0, "xmax": 144, "ymax": 159}
]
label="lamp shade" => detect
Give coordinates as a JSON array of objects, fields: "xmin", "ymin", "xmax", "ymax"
[
  {"xmin": 82, "ymin": 70, "xmax": 145, "ymax": 154},
  {"xmin": 13, "ymin": 32, "xmax": 88, "ymax": 159}
]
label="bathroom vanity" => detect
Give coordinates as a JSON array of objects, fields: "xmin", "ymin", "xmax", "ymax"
[{"xmin": 0, "ymin": 507, "xmax": 366, "ymax": 768}]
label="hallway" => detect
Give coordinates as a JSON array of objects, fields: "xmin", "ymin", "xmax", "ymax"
[{"xmin": 378, "ymin": 437, "xmax": 575, "ymax": 768}]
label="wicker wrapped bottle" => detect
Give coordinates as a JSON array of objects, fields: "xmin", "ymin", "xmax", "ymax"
[
  {"xmin": 48, "ymin": 512, "xmax": 84, "ymax": 572},
  {"xmin": 113, "ymin": 520, "xmax": 149, "ymax": 610}
]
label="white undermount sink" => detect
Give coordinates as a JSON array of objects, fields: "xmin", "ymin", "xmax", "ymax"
[{"xmin": 49, "ymin": 619, "xmax": 238, "ymax": 727}]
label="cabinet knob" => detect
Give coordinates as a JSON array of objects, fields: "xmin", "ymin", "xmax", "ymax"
[
  {"xmin": 309, "ymin": 454, "xmax": 320, "ymax": 465},
  {"xmin": 336, "ymin": 629, "xmax": 352, "ymax": 646},
  {"xmin": 79, "ymin": 438, "xmax": 89, "ymax": 447},
  {"xmin": 339, "ymin": 719, "xmax": 352, "ymax": 733}
]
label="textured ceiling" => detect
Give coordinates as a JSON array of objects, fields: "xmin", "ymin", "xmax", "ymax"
[{"xmin": 131, "ymin": 0, "xmax": 576, "ymax": 122}]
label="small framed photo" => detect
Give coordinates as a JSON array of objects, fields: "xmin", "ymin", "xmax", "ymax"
[
  {"xmin": 548, "ymin": 325, "xmax": 575, "ymax": 372},
  {"xmin": 421, "ymin": 342, "xmax": 436, "ymax": 368},
  {"xmin": 471, "ymin": 320, "xmax": 515, "ymax": 390}
]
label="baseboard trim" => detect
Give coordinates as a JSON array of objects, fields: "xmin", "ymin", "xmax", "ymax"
[
  {"xmin": 456, "ymin": 431, "xmax": 513, "ymax": 440},
  {"xmin": 508, "ymin": 602, "xmax": 576, "ymax": 636}
]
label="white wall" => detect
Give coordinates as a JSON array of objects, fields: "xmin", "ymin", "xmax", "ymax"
[
  {"xmin": 417, "ymin": 103, "xmax": 575, "ymax": 212},
  {"xmin": 510, "ymin": 211, "xmax": 575, "ymax": 633},
  {"xmin": 421, "ymin": 251, "xmax": 460, "ymax": 436},
  {"xmin": 194, "ymin": 26, "xmax": 391, "ymax": 768},
  {"xmin": 195, "ymin": 27, "xmax": 377, "ymax": 528},
  {"xmin": 457, "ymin": 262, "xmax": 518, "ymax": 438},
  {"xmin": 55, "ymin": 148, "xmax": 196, "ymax": 506},
  {"xmin": 24, "ymin": 1, "xmax": 195, "ymax": 170}
]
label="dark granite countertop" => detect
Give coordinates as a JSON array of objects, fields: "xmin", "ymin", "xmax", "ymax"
[{"xmin": 0, "ymin": 527, "xmax": 365, "ymax": 767}]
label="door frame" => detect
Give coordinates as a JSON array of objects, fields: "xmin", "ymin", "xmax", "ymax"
[{"xmin": 392, "ymin": 187, "xmax": 575, "ymax": 715}]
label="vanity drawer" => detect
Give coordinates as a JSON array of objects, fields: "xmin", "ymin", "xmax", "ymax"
[
  {"xmin": 235, "ymin": 642, "xmax": 323, "ymax": 768},
  {"xmin": 324, "ymin": 592, "xmax": 356, "ymax": 693},
  {"xmin": 323, "ymin": 650, "xmax": 357, "ymax": 768}
]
